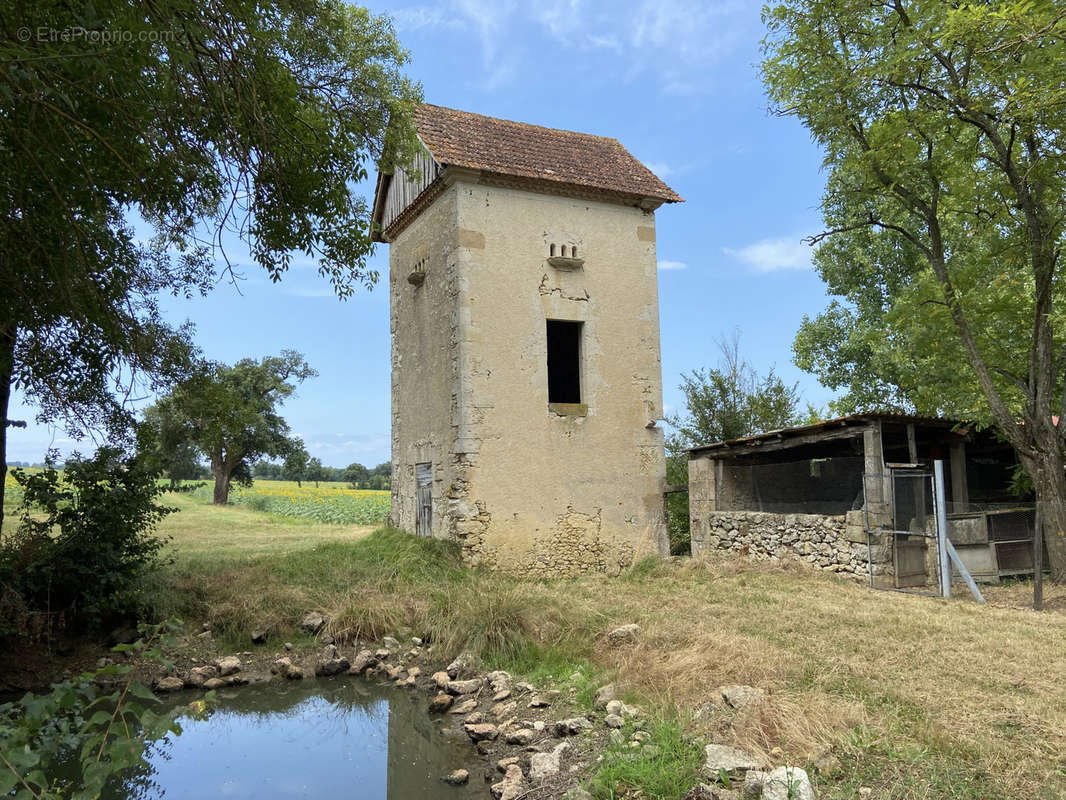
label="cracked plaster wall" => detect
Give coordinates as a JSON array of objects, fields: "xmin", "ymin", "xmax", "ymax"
[{"xmin": 391, "ymin": 180, "xmax": 668, "ymax": 574}]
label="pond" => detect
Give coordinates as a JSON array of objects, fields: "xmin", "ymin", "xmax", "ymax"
[{"xmin": 115, "ymin": 678, "xmax": 483, "ymax": 800}]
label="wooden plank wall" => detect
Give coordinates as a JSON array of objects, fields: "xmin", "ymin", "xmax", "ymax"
[{"xmin": 382, "ymin": 147, "xmax": 441, "ymax": 230}]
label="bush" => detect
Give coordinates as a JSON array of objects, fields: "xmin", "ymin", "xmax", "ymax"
[{"xmin": 0, "ymin": 448, "xmax": 174, "ymax": 636}]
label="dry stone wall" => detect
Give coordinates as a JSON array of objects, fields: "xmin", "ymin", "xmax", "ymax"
[{"xmin": 691, "ymin": 510, "xmax": 875, "ymax": 578}]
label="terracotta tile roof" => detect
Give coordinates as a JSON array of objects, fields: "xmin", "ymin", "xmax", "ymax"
[{"xmin": 413, "ymin": 103, "xmax": 682, "ymax": 204}]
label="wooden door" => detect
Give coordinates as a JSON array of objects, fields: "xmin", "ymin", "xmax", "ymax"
[
  {"xmin": 895, "ymin": 535, "xmax": 929, "ymax": 588},
  {"xmin": 415, "ymin": 463, "xmax": 432, "ymax": 538}
]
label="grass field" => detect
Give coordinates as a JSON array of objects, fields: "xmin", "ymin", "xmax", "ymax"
[{"xmin": 147, "ymin": 500, "xmax": 1066, "ymax": 800}]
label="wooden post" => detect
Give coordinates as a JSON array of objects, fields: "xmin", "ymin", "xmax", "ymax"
[{"xmin": 949, "ymin": 441, "xmax": 970, "ymax": 513}]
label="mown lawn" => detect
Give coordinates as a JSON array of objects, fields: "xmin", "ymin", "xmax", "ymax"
[{"xmin": 149, "ymin": 503, "xmax": 1066, "ymax": 800}]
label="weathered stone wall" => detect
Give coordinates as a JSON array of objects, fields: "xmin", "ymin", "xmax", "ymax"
[
  {"xmin": 690, "ymin": 510, "xmax": 873, "ymax": 578},
  {"xmin": 389, "ymin": 185, "xmax": 461, "ymax": 537},
  {"xmin": 450, "ymin": 181, "xmax": 667, "ymax": 576},
  {"xmin": 391, "ymin": 174, "xmax": 668, "ymax": 575}
]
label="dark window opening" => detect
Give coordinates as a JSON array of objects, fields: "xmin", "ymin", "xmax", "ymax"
[{"xmin": 546, "ymin": 320, "xmax": 582, "ymax": 404}]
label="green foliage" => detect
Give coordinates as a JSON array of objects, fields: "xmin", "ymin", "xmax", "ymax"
[
  {"xmin": 665, "ymin": 331, "xmax": 805, "ymax": 554},
  {"xmin": 0, "ymin": 620, "xmax": 203, "ymax": 800},
  {"xmin": 144, "ymin": 352, "xmax": 316, "ymax": 504},
  {"xmin": 0, "ymin": 0, "xmax": 421, "ymax": 515},
  {"xmin": 282, "ymin": 439, "xmax": 311, "ymax": 487},
  {"xmin": 0, "ymin": 449, "xmax": 173, "ymax": 635},
  {"xmin": 589, "ymin": 714, "xmax": 704, "ymax": 800},
  {"xmin": 762, "ymin": 0, "xmax": 1066, "ymax": 576},
  {"xmin": 343, "ymin": 462, "xmax": 370, "ymax": 488}
]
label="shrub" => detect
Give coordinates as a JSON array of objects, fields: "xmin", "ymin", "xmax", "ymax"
[{"xmin": 0, "ymin": 448, "xmax": 174, "ymax": 636}]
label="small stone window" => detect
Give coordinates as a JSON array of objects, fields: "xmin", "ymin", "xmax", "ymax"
[
  {"xmin": 546, "ymin": 237, "xmax": 584, "ymax": 270},
  {"xmin": 546, "ymin": 319, "xmax": 586, "ymax": 415},
  {"xmin": 407, "ymin": 257, "xmax": 428, "ymax": 286}
]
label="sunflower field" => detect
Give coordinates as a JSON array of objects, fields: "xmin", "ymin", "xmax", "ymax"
[{"xmin": 226, "ymin": 481, "xmax": 391, "ymax": 525}]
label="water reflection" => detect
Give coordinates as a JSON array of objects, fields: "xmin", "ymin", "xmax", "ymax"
[{"xmin": 116, "ymin": 679, "xmax": 480, "ymax": 800}]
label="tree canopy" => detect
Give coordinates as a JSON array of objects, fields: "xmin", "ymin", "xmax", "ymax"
[
  {"xmin": 144, "ymin": 352, "xmax": 315, "ymax": 504},
  {"xmin": 762, "ymin": 0, "xmax": 1066, "ymax": 576},
  {"xmin": 0, "ymin": 0, "xmax": 420, "ymax": 517}
]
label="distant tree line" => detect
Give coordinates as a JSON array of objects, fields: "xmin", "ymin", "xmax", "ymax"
[{"xmin": 252, "ymin": 457, "xmax": 391, "ymax": 490}]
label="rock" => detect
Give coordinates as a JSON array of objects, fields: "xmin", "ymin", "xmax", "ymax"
[
  {"xmin": 202, "ymin": 677, "xmax": 226, "ymax": 690},
  {"xmin": 272, "ymin": 657, "xmax": 304, "ymax": 680},
  {"xmin": 505, "ymin": 728, "xmax": 535, "ymax": 745},
  {"xmin": 349, "ymin": 649, "xmax": 378, "ymax": 675},
  {"xmin": 490, "ymin": 763, "xmax": 526, "ymax": 800},
  {"xmin": 450, "ymin": 698, "xmax": 478, "ymax": 714},
  {"xmin": 375, "ymin": 648, "xmax": 391, "ymax": 660},
  {"xmin": 594, "ymin": 683, "xmax": 616, "ymax": 709},
  {"xmin": 564, "ymin": 789, "xmax": 594, "ymax": 800},
  {"xmin": 605, "ymin": 699, "xmax": 624, "ymax": 716},
  {"xmin": 321, "ymin": 634, "xmax": 334, "ymax": 645},
  {"xmin": 682, "ymin": 785, "xmax": 718, "ymax": 800},
  {"xmin": 446, "ymin": 678, "xmax": 483, "ymax": 695},
  {"xmin": 215, "ymin": 656, "xmax": 241, "ymax": 676},
  {"xmin": 604, "ymin": 714, "xmax": 624, "ymax": 728},
  {"xmin": 463, "ymin": 723, "xmax": 499, "ymax": 742},
  {"xmin": 432, "ymin": 671, "xmax": 452, "ymax": 688},
  {"xmin": 607, "ymin": 623, "xmax": 641, "ymax": 646},
  {"xmin": 383, "ymin": 636, "xmax": 401, "ymax": 649},
  {"xmin": 515, "ymin": 681, "xmax": 535, "ymax": 694},
  {"xmin": 441, "ymin": 769, "xmax": 469, "ymax": 786},
  {"xmin": 702, "ymin": 744, "xmax": 765, "ymax": 775},
  {"xmin": 530, "ymin": 740, "xmax": 570, "ymax": 782},
  {"xmin": 407, "ymin": 666, "xmax": 421, "ymax": 678},
  {"xmin": 465, "ymin": 711, "xmax": 485, "ymax": 724},
  {"xmin": 411, "ymin": 636, "xmax": 424, "ymax": 646},
  {"xmin": 425, "ymin": 693, "xmax": 451, "ymax": 713},
  {"xmin": 493, "ymin": 689, "xmax": 512, "ymax": 702},
  {"xmin": 300, "ymin": 611, "xmax": 326, "ymax": 635},
  {"xmin": 491, "ymin": 700, "xmax": 518, "ymax": 719},
  {"xmin": 284, "ymin": 642, "xmax": 293, "ymax": 651},
  {"xmin": 196, "ymin": 630, "xmax": 212, "ymax": 640},
  {"xmin": 315, "ymin": 645, "xmax": 350, "ymax": 676},
  {"xmin": 528, "ymin": 690, "xmax": 560, "ymax": 708},
  {"xmin": 251, "ymin": 625, "xmax": 271, "ymax": 644},
  {"xmin": 756, "ymin": 766, "xmax": 815, "ymax": 800},
  {"xmin": 858, "ymin": 788, "xmax": 872, "ymax": 799},
  {"xmin": 446, "ymin": 651, "xmax": 478, "ymax": 679},
  {"xmin": 554, "ymin": 717, "xmax": 593, "ymax": 737},
  {"xmin": 608, "ymin": 729, "xmax": 624, "ymax": 745},
  {"xmin": 497, "ymin": 756, "xmax": 520, "ymax": 773},
  {"xmin": 155, "ymin": 676, "xmax": 184, "ymax": 693},
  {"xmin": 718, "ymin": 685, "xmax": 766, "ymax": 711}
]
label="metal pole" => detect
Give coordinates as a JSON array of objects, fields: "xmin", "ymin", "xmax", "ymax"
[
  {"xmin": 1034, "ymin": 505, "xmax": 1044, "ymax": 611},
  {"xmin": 934, "ymin": 460, "xmax": 951, "ymax": 598}
]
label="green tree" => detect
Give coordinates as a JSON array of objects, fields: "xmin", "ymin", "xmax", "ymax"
[
  {"xmin": 147, "ymin": 352, "xmax": 315, "ymax": 504},
  {"xmin": 306, "ymin": 457, "xmax": 325, "ymax": 488},
  {"xmin": 762, "ymin": 0, "xmax": 1066, "ymax": 578},
  {"xmin": 283, "ymin": 440, "xmax": 311, "ymax": 489},
  {"xmin": 0, "ymin": 0, "xmax": 421, "ymax": 523},
  {"xmin": 665, "ymin": 333, "xmax": 803, "ymax": 554},
  {"xmin": 137, "ymin": 404, "xmax": 204, "ymax": 489},
  {"xmin": 254, "ymin": 460, "xmax": 284, "ymax": 481},
  {"xmin": 344, "ymin": 462, "xmax": 370, "ymax": 488}
]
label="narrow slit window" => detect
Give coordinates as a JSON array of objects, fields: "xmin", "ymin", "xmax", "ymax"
[{"xmin": 546, "ymin": 320, "xmax": 582, "ymax": 404}]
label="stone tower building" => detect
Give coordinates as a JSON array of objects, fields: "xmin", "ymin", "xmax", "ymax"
[{"xmin": 371, "ymin": 103, "xmax": 681, "ymax": 576}]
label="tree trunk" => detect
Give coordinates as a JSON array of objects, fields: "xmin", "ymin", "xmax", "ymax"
[
  {"xmin": 0, "ymin": 322, "xmax": 16, "ymax": 534},
  {"xmin": 211, "ymin": 461, "xmax": 231, "ymax": 505},
  {"xmin": 1023, "ymin": 449, "xmax": 1066, "ymax": 582}
]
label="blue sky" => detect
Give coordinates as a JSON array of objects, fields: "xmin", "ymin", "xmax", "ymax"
[{"xmin": 8, "ymin": 0, "xmax": 838, "ymax": 468}]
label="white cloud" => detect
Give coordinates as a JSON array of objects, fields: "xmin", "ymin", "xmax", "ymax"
[
  {"xmin": 658, "ymin": 260, "xmax": 687, "ymax": 271},
  {"xmin": 723, "ymin": 237, "xmax": 813, "ymax": 273},
  {"xmin": 387, "ymin": 0, "xmax": 755, "ymax": 92}
]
